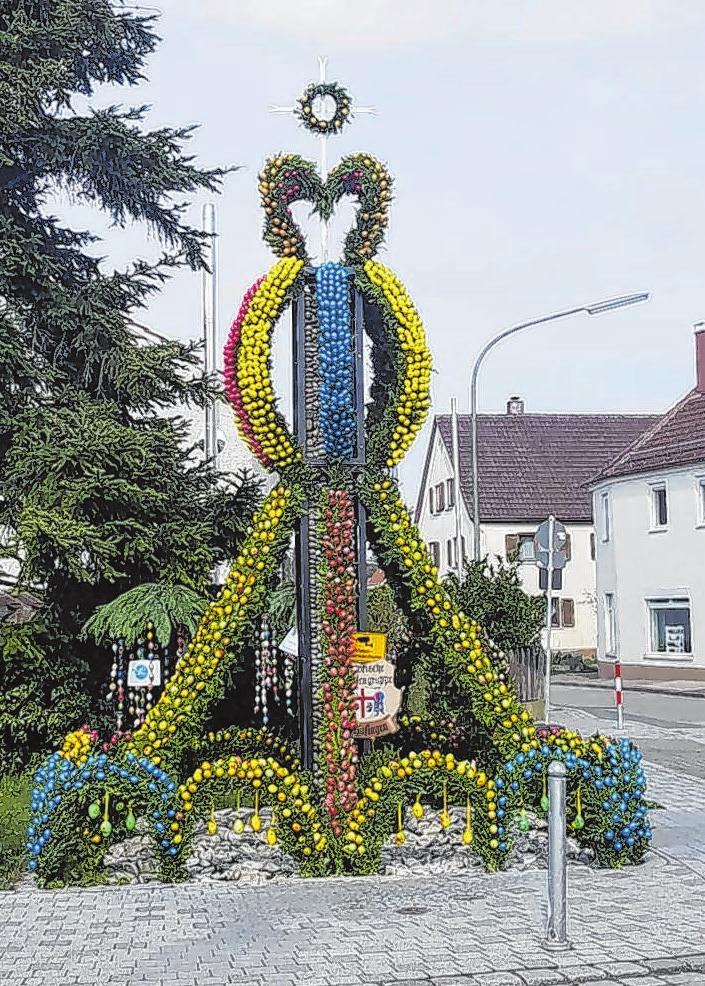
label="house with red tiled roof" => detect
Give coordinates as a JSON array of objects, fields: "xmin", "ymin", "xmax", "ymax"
[
  {"xmin": 414, "ymin": 400, "xmax": 658, "ymax": 656},
  {"xmin": 590, "ymin": 328, "xmax": 705, "ymax": 680}
]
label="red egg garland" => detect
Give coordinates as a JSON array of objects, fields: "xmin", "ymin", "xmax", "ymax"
[
  {"xmin": 223, "ymin": 276, "xmax": 268, "ymax": 464},
  {"xmin": 319, "ymin": 489, "xmax": 359, "ymax": 835}
]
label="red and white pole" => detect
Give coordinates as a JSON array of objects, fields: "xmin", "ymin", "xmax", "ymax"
[{"xmin": 614, "ymin": 661, "xmax": 624, "ymax": 730}]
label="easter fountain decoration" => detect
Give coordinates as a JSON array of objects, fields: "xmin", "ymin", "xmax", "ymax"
[{"xmin": 26, "ymin": 64, "xmax": 652, "ymax": 885}]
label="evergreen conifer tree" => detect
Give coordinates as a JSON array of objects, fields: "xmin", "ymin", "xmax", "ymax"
[{"xmin": 0, "ymin": 0, "xmax": 260, "ymax": 770}]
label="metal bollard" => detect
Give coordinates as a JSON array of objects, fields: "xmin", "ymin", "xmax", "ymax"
[
  {"xmin": 543, "ymin": 760, "xmax": 572, "ymax": 951},
  {"xmin": 614, "ymin": 660, "xmax": 625, "ymax": 731}
]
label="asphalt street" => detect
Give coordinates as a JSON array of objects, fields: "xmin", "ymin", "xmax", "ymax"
[{"xmin": 553, "ymin": 682, "xmax": 705, "ymax": 780}]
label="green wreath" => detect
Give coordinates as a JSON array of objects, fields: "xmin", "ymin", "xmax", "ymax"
[{"xmin": 297, "ymin": 81, "xmax": 352, "ymax": 135}]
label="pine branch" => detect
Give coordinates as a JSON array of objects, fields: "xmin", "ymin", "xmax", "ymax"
[{"xmin": 82, "ymin": 581, "xmax": 208, "ymax": 646}]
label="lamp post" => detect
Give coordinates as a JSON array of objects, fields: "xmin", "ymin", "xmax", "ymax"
[
  {"xmin": 469, "ymin": 292, "xmax": 649, "ymax": 561},
  {"xmin": 202, "ymin": 202, "xmax": 218, "ymax": 470}
]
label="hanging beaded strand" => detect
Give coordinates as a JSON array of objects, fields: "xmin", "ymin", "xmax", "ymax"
[
  {"xmin": 254, "ymin": 623, "xmax": 263, "ymax": 718},
  {"xmin": 108, "ymin": 641, "xmax": 118, "ymax": 707},
  {"xmin": 259, "ymin": 617, "xmax": 270, "ymax": 726},
  {"xmin": 145, "ymin": 621, "xmax": 158, "ymax": 720},
  {"xmin": 116, "ymin": 638, "xmax": 125, "ymax": 734},
  {"xmin": 283, "ymin": 648, "xmax": 295, "ymax": 716}
]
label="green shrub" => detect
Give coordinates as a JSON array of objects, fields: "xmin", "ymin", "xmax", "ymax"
[
  {"xmin": 446, "ymin": 556, "xmax": 545, "ymax": 652},
  {"xmin": 0, "ymin": 773, "xmax": 32, "ymax": 888},
  {"xmin": 0, "ymin": 621, "xmax": 90, "ymax": 775}
]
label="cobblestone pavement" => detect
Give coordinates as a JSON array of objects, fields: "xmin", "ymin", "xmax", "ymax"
[{"xmin": 2, "ymin": 855, "xmax": 704, "ymax": 986}]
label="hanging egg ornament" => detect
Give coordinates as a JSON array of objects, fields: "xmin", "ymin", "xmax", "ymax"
[
  {"xmin": 100, "ymin": 818, "xmax": 112, "ymax": 837},
  {"xmin": 572, "ymin": 785, "xmax": 585, "ymax": 830},
  {"xmin": 518, "ymin": 808, "xmax": 531, "ymax": 833},
  {"xmin": 412, "ymin": 794, "xmax": 424, "ymax": 819},
  {"xmin": 250, "ymin": 790, "xmax": 262, "ymax": 832},
  {"xmin": 125, "ymin": 809, "xmax": 137, "ymax": 832},
  {"xmin": 266, "ymin": 827, "xmax": 278, "ymax": 846},
  {"xmin": 232, "ymin": 791, "xmax": 245, "ymax": 833},
  {"xmin": 439, "ymin": 779, "xmax": 451, "ymax": 829},
  {"xmin": 540, "ymin": 774, "xmax": 549, "ymax": 813},
  {"xmin": 462, "ymin": 798, "xmax": 474, "ymax": 846},
  {"xmin": 87, "ymin": 801, "xmax": 100, "ymax": 820},
  {"xmin": 393, "ymin": 802, "xmax": 406, "ymax": 844}
]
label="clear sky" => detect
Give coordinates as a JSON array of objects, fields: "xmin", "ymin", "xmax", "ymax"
[{"xmin": 61, "ymin": 0, "xmax": 705, "ymax": 494}]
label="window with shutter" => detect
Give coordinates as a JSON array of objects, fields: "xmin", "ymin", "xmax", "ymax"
[
  {"xmin": 429, "ymin": 487, "xmax": 435, "ymax": 514},
  {"xmin": 435, "ymin": 482, "xmax": 446, "ymax": 511},
  {"xmin": 561, "ymin": 599, "xmax": 575, "ymax": 627},
  {"xmin": 550, "ymin": 597, "xmax": 561, "ymax": 627},
  {"xmin": 446, "ymin": 479, "xmax": 455, "ymax": 508},
  {"xmin": 429, "ymin": 542, "xmax": 440, "ymax": 568},
  {"xmin": 517, "ymin": 534, "xmax": 536, "ymax": 562},
  {"xmin": 563, "ymin": 533, "xmax": 571, "ymax": 561},
  {"xmin": 590, "ymin": 532, "xmax": 596, "ymax": 560},
  {"xmin": 505, "ymin": 534, "xmax": 519, "ymax": 559}
]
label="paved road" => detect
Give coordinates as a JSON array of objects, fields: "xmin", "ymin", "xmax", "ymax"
[
  {"xmin": 2, "ymin": 859, "xmax": 704, "ymax": 986},
  {"xmin": 553, "ymin": 683, "xmax": 705, "ymax": 780}
]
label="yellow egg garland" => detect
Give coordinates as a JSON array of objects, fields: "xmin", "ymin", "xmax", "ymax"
[
  {"xmin": 231, "ymin": 258, "xmax": 304, "ymax": 468},
  {"xmin": 360, "ymin": 261, "xmax": 432, "ymax": 468},
  {"xmin": 129, "ymin": 484, "xmax": 297, "ymax": 762},
  {"xmin": 178, "ymin": 755, "xmax": 329, "ymax": 874},
  {"xmin": 360, "ymin": 473, "xmax": 529, "ymax": 758}
]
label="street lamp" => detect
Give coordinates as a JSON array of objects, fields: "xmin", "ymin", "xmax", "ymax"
[{"xmin": 469, "ymin": 292, "xmax": 649, "ymax": 561}]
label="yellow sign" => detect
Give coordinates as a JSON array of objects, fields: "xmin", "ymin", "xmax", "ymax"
[{"xmin": 352, "ymin": 631, "xmax": 387, "ymax": 662}]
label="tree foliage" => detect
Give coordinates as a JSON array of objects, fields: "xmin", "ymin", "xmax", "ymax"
[
  {"xmin": 445, "ymin": 556, "xmax": 545, "ymax": 652},
  {"xmin": 82, "ymin": 582, "xmax": 209, "ymax": 647},
  {"xmin": 0, "ymin": 0, "xmax": 260, "ymax": 770}
]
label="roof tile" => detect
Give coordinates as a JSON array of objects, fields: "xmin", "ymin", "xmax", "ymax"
[
  {"xmin": 432, "ymin": 412, "xmax": 658, "ymax": 523},
  {"xmin": 592, "ymin": 388, "xmax": 705, "ymax": 482}
]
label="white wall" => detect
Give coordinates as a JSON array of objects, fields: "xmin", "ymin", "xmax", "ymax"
[
  {"xmin": 483, "ymin": 522, "xmax": 597, "ymax": 654},
  {"xmin": 593, "ymin": 464, "xmax": 705, "ymax": 675},
  {"xmin": 415, "ymin": 430, "xmax": 472, "ymax": 571},
  {"xmin": 417, "ymin": 430, "xmax": 599, "ymax": 653}
]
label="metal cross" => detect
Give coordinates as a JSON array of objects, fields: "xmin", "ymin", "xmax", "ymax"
[{"xmin": 269, "ymin": 57, "xmax": 375, "ymax": 261}]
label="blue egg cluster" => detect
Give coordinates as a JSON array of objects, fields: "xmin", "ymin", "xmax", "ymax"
[
  {"xmin": 315, "ymin": 262, "xmax": 355, "ymax": 459},
  {"xmin": 27, "ymin": 750, "xmax": 180, "ymax": 872},
  {"xmin": 497, "ymin": 735, "xmax": 651, "ymax": 859}
]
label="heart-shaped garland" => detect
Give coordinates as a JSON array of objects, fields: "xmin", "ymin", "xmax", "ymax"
[{"xmin": 259, "ymin": 153, "xmax": 393, "ymax": 265}]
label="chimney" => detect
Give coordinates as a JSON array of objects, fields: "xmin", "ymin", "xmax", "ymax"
[
  {"xmin": 696, "ymin": 325, "xmax": 705, "ymax": 393},
  {"xmin": 506, "ymin": 395, "xmax": 525, "ymax": 415}
]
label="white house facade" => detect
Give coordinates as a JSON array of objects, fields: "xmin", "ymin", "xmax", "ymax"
[
  {"xmin": 415, "ymin": 399, "xmax": 658, "ymax": 656},
  {"xmin": 591, "ymin": 329, "xmax": 705, "ymax": 680}
]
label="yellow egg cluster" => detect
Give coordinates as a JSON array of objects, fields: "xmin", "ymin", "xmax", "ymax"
[
  {"xmin": 59, "ymin": 728, "xmax": 93, "ymax": 765},
  {"xmin": 367, "ymin": 474, "xmax": 531, "ymax": 752},
  {"xmin": 543, "ymin": 727, "xmax": 606, "ymax": 761},
  {"xmin": 363, "ymin": 261, "xmax": 432, "ymax": 467},
  {"xmin": 178, "ymin": 756, "xmax": 328, "ymax": 856},
  {"xmin": 236, "ymin": 257, "xmax": 304, "ymax": 467},
  {"xmin": 130, "ymin": 486, "xmax": 293, "ymax": 761}
]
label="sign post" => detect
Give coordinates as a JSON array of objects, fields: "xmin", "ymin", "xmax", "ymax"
[{"xmin": 534, "ymin": 516, "xmax": 568, "ymax": 724}]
